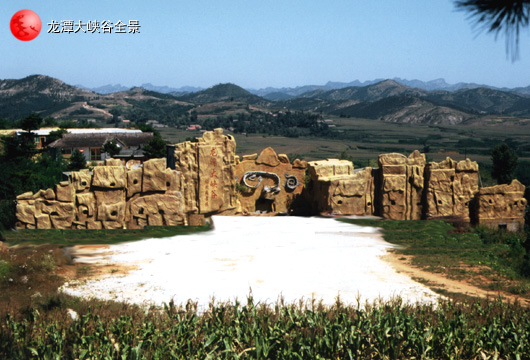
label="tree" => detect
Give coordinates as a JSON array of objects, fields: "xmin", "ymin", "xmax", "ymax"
[
  {"xmin": 455, "ymin": 0, "xmax": 530, "ymax": 60},
  {"xmin": 45, "ymin": 128, "xmax": 67, "ymax": 146},
  {"xmin": 20, "ymin": 113, "xmax": 42, "ymax": 133},
  {"xmin": 491, "ymin": 142, "xmax": 518, "ymax": 184},
  {"xmin": 68, "ymin": 149, "xmax": 87, "ymax": 171},
  {"xmin": 143, "ymin": 134, "xmax": 167, "ymax": 159},
  {"xmin": 102, "ymin": 140, "xmax": 121, "ymax": 157}
]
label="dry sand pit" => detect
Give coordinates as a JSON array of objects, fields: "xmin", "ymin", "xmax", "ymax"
[{"xmin": 62, "ymin": 216, "xmax": 441, "ymax": 310}]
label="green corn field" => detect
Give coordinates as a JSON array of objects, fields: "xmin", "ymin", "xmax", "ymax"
[{"xmin": 1, "ymin": 295, "xmax": 530, "ymax": 359}]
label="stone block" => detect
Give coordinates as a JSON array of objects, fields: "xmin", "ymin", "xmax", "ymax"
[
  {"xmin": 92, "ymin": 166, "xmax": 126, "ymax": 189},
  {"xmin": 35, "ymin": 214, "xmax": 51, "ymax": 229},
  {"xmin": 72, "ymin": 170, "xmax": 92, "ymax": 193},
  {"xmin": 127, "ymin": 167, "xmax": 143, "ymax": 198},
  {"xmin": 56, "ymin": 181, "xmax": 75, "ymax": 202},
  {"xmin": 142, "ymin": 158, "xmax": 167, "ymax": 193}
]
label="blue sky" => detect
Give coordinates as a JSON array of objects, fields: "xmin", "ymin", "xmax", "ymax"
[{"xmin": 2, "ymin": 0, "xmax": 530, "ymax": 89}]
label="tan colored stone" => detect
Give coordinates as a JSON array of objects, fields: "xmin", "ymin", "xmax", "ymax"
[
  {"xmin": 236, "ymin": 147, "xmax": 305, "ymax": 214},
  {"xmin": 72, "ymin": 170, "xmax": 92, "ymax": 193},
  {"xmin": 196, "ymin": 129, "xmax": 238, "ymax": 214},
  {"xmin": 425, "ymin": 158, "xmax": 479, "ymax": 221},
  {"xmin": 92, "ymin": 166, "xmax": 126, "ymax": 189},
  {"xmin": 378, "ymin": 153, "xmax": 407, "ymax": 166},
  {"xmin": 16, "ymin": 192, "xmax": 33, "ymax": 201},
  {"xmin": 94, "ymin": 190, "xmax": 125, "ymax": 227},
  {"xmin": 56, "ymin": 181, "xmax": 75, "ymax": 202},
  {"xmin": 174, "ymin": 140, "xmax": 199, "ymax": 214},
  {"xmin": 308, "ymin": 159, "xmax": 353, "ymax": 181},
  {"xmin": 188, "ymin": 214, "xmax": 205, "ymax": 226},
  {"xmin": 38, "ymin": 201, "xmax": 75, "ymax": 218},
  {"xmin": 242, "ymin": 154, "xmax": 258, "ymax": 161},
  {"xmin": 16, "ymin": 202, "xmax": 36, "ymax": 225},
  {"xmin": 86, "ymin": 220, "xmax": 103, "ymax": 229},
  {"xmin": 312, "ymin": 167, "xmax": 375, "ymax": 215},
  {"xmin": 34, "ymin": 188, "xmax": 55, "ymax": 201},
  {"xmin": 292, "ymin": 159, "xmax": 307, "ymax": 169},
  {"xmin": 76, "ymin": 193, "xmax": 96, "ymax": 221},
  {"xmin": 476, "ymin": 180, "xmax": 526, "ymax": 231},
  {"xmin": 35, "ymin": 214, "xmax": 51, "ymax": 229},
  {"xmin": 255, "ymin": 147, "xmax": 280, "ymax": 167},
  {"xmin": 73, "ymin": 221, "xmax": 86, "ymax": 230},
  {"xmin": 105, "ymin": 158, "xmax": 123, "ymax": 166},
  {"xmin": 378, "ymin": 151, "xmax": 425, "ymax": 220},
  {"xmin": 142, "ymin": 158, "xmax": 168, "ymax": 193},
  {"xmin": 128, "ymin": 194, "xmax": 185, "ymax": 228},
  {"xmin": 278, "ymin": 154, "xmax": 290, "ymax": 164},
  {"xmin": 165, "ymin": 169, "xmax": 180, "ymax": 192},
  {"xmin": 127, "ymin": 167, "xmax": 143, "ymax": 198},
  {"xmin": 50, "ymin": 216, "xmax": 74, "ymax": 229},
  {"xmin": 102, "ymin": 221, "xmax": 123, "ymax": 229}
]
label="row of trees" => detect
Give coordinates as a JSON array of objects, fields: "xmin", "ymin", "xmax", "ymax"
[{"xmin": 195, "ymin": 111, "xmax": 333, "ymax": 138}]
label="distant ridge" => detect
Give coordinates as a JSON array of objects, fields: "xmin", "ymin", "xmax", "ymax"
[
  {"xmin": 176, "ymin": 83, "xmax": 268, "ymax": 104},
  {"xmin": 77, "ymin": 77, "xmax": 530, "ymax": 97},
  {"xmin": 2, "ymin": 74, "xmax": 530, "ymax": 126}
]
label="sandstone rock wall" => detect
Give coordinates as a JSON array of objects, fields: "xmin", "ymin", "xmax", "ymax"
[
  {"xmin": 14, "ymin": 136, "xmax": 527, "ymax": 232},
  {"xmin": 16, "ymin": 129, "xmax": 240, "ymax": 229},
  {"xmin": 475, "ymin": 180, "xmax": 527, "ymax": 231},
  {"xmin": 174, "ymin": 128, "xmax": 238, "ymax": 215},
  {"xmin": 307, "ymin": 159, "xmax": 374, "ymax": 215},
  {"xmin": 235, "ymin": 147, "xmax": 306, "ymax": 214},
  {"xmin": 16, "ymin": 158, "xmax": 187, "ymax": 230},
  {"xmin": 378, "ymin": 151, "xmax": 425, "ymax": 220},
  {"xmin": 425, "ymin": 158, "xmax": 479, "ymax": 221}
]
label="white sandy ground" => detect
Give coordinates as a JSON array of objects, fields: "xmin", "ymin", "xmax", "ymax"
[{"xmin": 61, "ymin": 216, "xmax": 442, "ymax": 310}]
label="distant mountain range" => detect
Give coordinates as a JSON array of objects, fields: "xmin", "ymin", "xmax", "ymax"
[
  {"xmin": 78, "ymin": 77, "xmax": 530, "ymax": 98},
  {"xmin": 2, "ymin": 74, "xmax": 530, "ymax": 126}
]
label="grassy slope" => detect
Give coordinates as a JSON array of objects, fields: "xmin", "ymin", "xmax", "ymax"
[
  {"xmin": 339, "ymin": 219, "xmax": 530, "ymax": 296},
  {"xmin": 2, "ymin": 225, "xmax": 210, "ymax": 246}
]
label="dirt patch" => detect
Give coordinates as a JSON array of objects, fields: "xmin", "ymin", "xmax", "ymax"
[
  {"xmin": 384, "ymin": 250, "xmax": 530, "ymax": 307},
  {"xmin": 66, "ymin": 244, "xmax": 140, "ymax": 280}
]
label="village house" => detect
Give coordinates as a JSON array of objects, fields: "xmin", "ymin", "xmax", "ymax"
[{"xmin": 47, "ymin": 130, "xmax": 153, "ymax": 162}]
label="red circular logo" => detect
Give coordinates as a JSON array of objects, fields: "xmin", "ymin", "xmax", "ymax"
[{"xmin": 10, "ymin": 9, "xmax": 41, "ymax": 41}]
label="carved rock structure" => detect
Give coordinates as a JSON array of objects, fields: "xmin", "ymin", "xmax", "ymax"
[
  {"xmin": 235, "ymin": 147, "xmax": 306, "ymax": 214},
  {"xmin": 15, "ymin": 129, "xmax": 527, "ymax": 231},
  {"xmin": 425, "ymin": 158, "xmax": 479, "ymax": 221},
  {"xmin": 308, "ymin": 159, "xmax": 375, "ymax": 216},
  {"xmin": 378, "ymin": 151, "xmax": 426, "ymax": 220},
  {"xmin": 474, "ymin": 180, "xmax": 527, "ymax": 231},
  {"xmin": 174, "ymin": 128, "xmax": 238, "ymax": 217}
]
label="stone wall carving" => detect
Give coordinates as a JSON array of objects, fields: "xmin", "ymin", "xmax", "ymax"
[
  {"xmin": 16, "ymin": 157, "xmax": 187, "ymax": 230},
  {"xmin": 235, "ymin": 147, "xmax": 306, "ymax": 214},
  {"xmin": 307, "ymin": 159, "xmax": 375, "ymax": 216},
  {"xmin": 474, "ymin": 180, "xmax": 527, "ymax": 231},
  {"xmin": 174, "ymin": 128, "xmax": 237, "ymax": 215},
  {"xmin": 378, "ymin": 151, "xmax": 425, "ymax": 220},
  {"xmin": 14, "ymin": 131, "xmax": 527, "ymax": 232},
  {"xmin": 425, "ymin": 158, "xmax": 479, "ymax": 221}
]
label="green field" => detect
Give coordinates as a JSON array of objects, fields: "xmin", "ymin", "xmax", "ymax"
[{"xmin": 160, "ymin": 116, "xmax": 530, "ymax": 166}]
